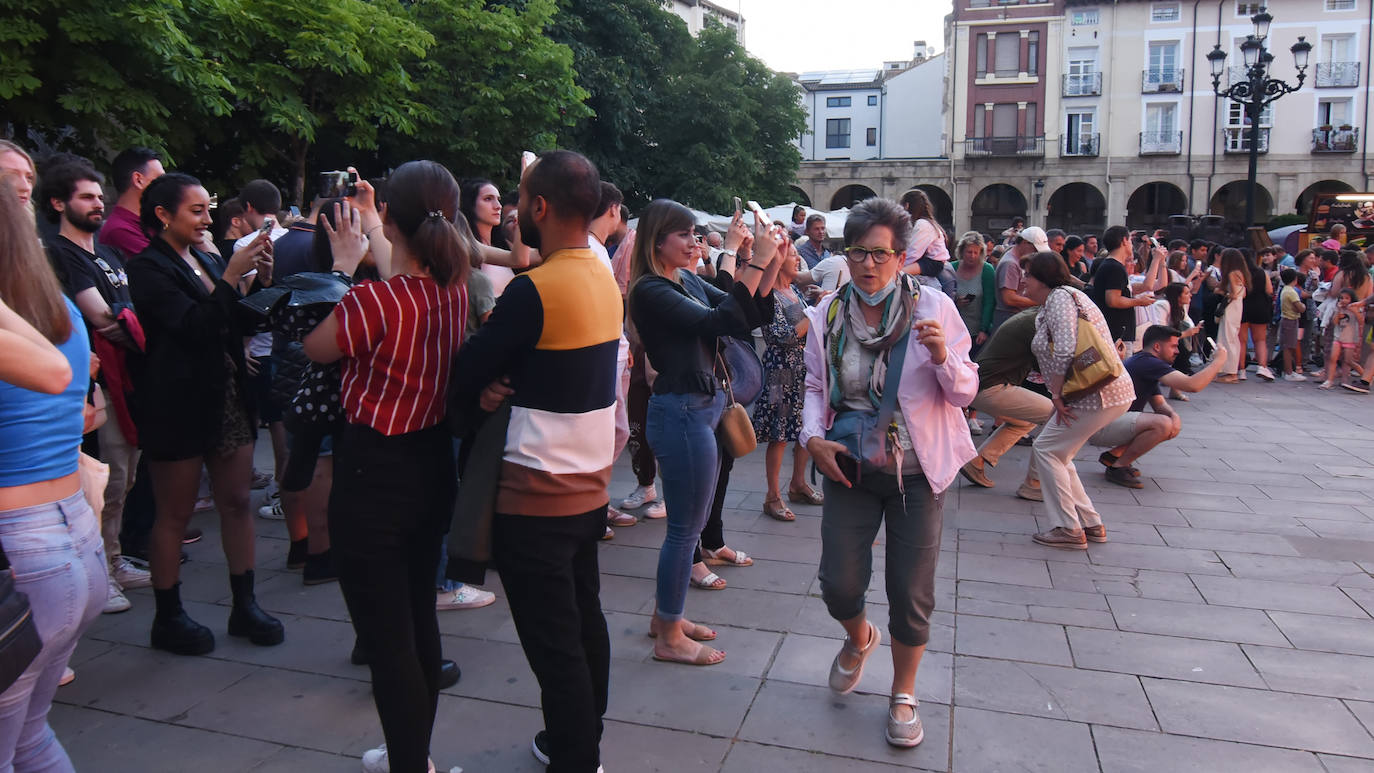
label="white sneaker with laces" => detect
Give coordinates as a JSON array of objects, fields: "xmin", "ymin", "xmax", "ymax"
[
  {"xmin": 103, "ymin": 578, "xmax": 131, "ymax": 614},
  {"xmin": 1238, "ymin": 370, "xmax": 1247, "ymax": 381},
  {"xmin": 620, "ymin": 484, "xmax": 657, "ymax": 509},
  {"xmin": 436, "ymin": 585, "xmax": 496, "ymax": 611},
  {"xmin": 967, "ymin": 417, "xmax": 983, "ymax": 435},
  {"xmin": 642, "ymin": 500, "xmax": 667, "ymax": 519},
  {"xmin": 112, "ymin": 556, "xmax": 152, "ymax": 589},
  {"xmin": 360, "ymin": 744, "xmax": 436, "ymax": 773},
  {"xmin": 1283, "ymin": 372, "xmax": 1308, "ymax": 382},
  {"xmin": 258, "ymin": 492, "xmax": 284, "ymax": 520},
  {"xmin": 1255, "ymin": 365, "xmax": 1275, "ymax": 382}
]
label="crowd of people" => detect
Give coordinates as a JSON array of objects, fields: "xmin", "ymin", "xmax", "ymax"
[{"xmin": 1, "ymin": 133, "xmax": 1373, "ymax": 772}]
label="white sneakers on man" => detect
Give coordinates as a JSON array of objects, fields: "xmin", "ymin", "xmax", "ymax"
[
  {"xmin": 112, "ymin": 557, "xmax": 152, "ymax": 589},
  {"xmin": 103, "ymin": 577, "xmax": 131, "ymax": 614},
  {"xmin": 436, "ymin": 585, "xmax": 496, "ymax": 611},
  {"xmin": 620, "ymin": 484, "xmax": 656, "ymax": 509}
]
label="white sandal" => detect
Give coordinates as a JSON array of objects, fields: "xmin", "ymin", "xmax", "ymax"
[
  {"xmin": 689, "ymin": 570, "xmax": 726, "ymax": 590},
  {"xmin": 828, "ymin": 622, "xmax": 880, "ymax": 694},
  {"xmin": 701, "ymin": 546, "xmax": 753, "ymax": 567},
  {"xmin": 886, "ymin": 693, "xmax": 924, "ymax": 748}
]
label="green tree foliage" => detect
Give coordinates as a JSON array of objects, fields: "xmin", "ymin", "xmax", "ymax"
[{"xmin": 2, "ymin": 0, "xmax": 803, "ymax": 212}]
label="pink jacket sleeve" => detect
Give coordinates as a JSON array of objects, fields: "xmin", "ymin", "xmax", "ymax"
[
  {"xmin": 799, "ymin": 300, "xmax": 831, "ymax": 449},
  {"xmin": 926, "ymin": 291, "xmax": 980, "ymax": 407}
]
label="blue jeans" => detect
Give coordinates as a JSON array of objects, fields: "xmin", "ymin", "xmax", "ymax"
[
  {"xmin": 646, "ymin": 390, "xmax": 725, "ymax": 620},
  {"xmin": 0, "ymin": 490, "xmax": 105, "ymax": 772}
]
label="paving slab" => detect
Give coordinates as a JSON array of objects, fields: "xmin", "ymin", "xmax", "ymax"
[
  {"xmin": 1093, "ymin": 725, "xmax": 1326, "ymax": 773},
  {"xmin": 1066, "ymin": 627, "xmax": 1265, "ymax": 687},
  {"xmin": 952, "ymin": 655, "xmax": 1156, "ymax": 730},
  {"xmin": 950, "ymin": 706, "xmax": 1099, "ymax": 773},
  {"xmin": 1105, "ymin": 595, "xmax": 1289, "ymax": 646}
]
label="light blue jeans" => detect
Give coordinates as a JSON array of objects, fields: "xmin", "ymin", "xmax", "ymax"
[
  {"xmin": 0, "ymin": 490, "xmax": 105, "ymax": 772},
  {"xmin": 647, "ymin": 390, "xmax": 725, "ymax": 620}
]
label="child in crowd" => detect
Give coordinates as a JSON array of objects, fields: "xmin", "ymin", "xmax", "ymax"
[
  {"xmin": 1320, "ymin": 288, "xmax": 1365, "ymax": 390},
  {"xmin": 1277, "ymin": 268, "xmax": 1305, "ymax": 381}
]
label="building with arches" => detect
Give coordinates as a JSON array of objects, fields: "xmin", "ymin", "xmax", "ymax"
[{"xmin": 789, "ymin": 0, "xmax": 1372, "ymax": 240}]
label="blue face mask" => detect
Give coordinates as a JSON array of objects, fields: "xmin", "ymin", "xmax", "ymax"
[{"xmin": 854, "ymin": 276, "xmax": 898, "ymax": 305}]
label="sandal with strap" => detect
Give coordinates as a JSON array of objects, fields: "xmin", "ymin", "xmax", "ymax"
[
  {"xmin": 701, "ymin": 546, "xmax": 753, "ymax": 567},
  {"xmin": 690, "ymin": 570, "xmax": 727, "ymax": 590},
  {"xmin": 828, "ymin": 621, "xmax": 881, "ymax": 694},
  {"xmin": 647, "ymin": 620, "xmax": 717, "ymax": 641},
  {"xmin": 787, "ymin": 485, "xmax": 824, "ymax": 505},
  {"xmin": 652, "ymin": 642, "xmax": 726, "ymax": 666},
  {"xmin": 763, "ymin": 497, "xmax": 795, "ymax": 522},
  {"xmin": 886, "ymin": 693, "xmax": 924, "ymax": 748}
]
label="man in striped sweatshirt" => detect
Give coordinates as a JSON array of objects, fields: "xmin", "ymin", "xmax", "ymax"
[{"xmin": 449, "ymin": 150, "xmax": 620, "ymax": 773}]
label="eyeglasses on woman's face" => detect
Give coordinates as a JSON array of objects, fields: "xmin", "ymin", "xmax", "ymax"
[{"xmin": 844, "ymin": 246, "xmax": 899, "ymax": 265}]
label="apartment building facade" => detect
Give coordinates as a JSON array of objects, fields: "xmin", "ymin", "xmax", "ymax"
[{"xmin": 792, "ymin": 0, "xmax": 1373, "ymax": 238}]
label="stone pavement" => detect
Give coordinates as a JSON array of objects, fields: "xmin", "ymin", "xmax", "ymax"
[{"xmin": 52, "ymin": 378, "xmax": 1374, "ymax": 772}]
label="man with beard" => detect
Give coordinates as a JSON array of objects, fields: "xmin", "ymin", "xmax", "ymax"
[
  {"xmin": 43, "ymin": 161, "xmax": 153, "ymax": 614},
  {"xmin": 448, "ymin": 150, "xmax": 619, "ymax": 773}
]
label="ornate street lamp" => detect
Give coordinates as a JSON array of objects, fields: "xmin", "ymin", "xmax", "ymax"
[{"xmin": 1207, "ymin": 8, "xmax": 1312, "ymax": 227}]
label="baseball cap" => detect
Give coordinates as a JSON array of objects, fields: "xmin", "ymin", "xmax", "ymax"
[
  {"xmin": 1321, "ymin": 238, "xmax": 1341, "ymax": 251},
  {"xmin": 1018, "ymin": 226, "xmax": 1051, "ymax": 252}
]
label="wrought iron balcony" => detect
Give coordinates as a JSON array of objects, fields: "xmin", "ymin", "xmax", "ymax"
[
  {"xmin": 1061, "ymin": 133, "xmax": 1100, "ymax": 157},
  {"xmin": 1223, "ymin": 127, "xmax": 1269, "ymax": 154},
  {"xmin": 964, "ymin": 136, "xmax": 1046, "ymax": 157},
  {"xmin": 1062, "ymin": 72, "xmax": 1102, "ymax": 96},
  {"xmin": 1142, "ymin": 68, "xmax": 1183, "ymax": 93},
  {"xmin": 1139, "ymin": 130, "xmax": 1182, "ymax": 155},
  {"xmin": 1312, "ymin": 127, "xmax": 1359, "ymax": 152},
  {"xmin": 1314, "ymin": 62, "xmax": 1361, "ymax": 88}
]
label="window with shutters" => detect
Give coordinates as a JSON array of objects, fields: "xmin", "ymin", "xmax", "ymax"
[{"xmin": 994, "ymin": 33, "xmax": 1020, "ymax": 76}]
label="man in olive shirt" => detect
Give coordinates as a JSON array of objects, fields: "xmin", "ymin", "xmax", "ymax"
[{"xmin": 959, "ymin": 307, "xmax": 1052, "ymax": 501}]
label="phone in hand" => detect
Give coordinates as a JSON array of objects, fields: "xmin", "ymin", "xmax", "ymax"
[
  {"xmin": 835, "ymin": 452, "xmax": 860, "ymax": 485},
  {"xmin": 259, "ymin": 216, "xmax": 275, "ymax": 236},
  {"xmin": 318, "ymin": 171, "xmax": 357, "ymax": 199},
  {"xmin": 746, "ymin": 199, "xmax": 768, "ymax": 224},
  {"xmin": 732, "ymin": 196, "xmax": 742, "ymax": 216},
  {"xmin": 521, "ymin": 151, "xmax": 537, "ymax": 172},
  {"xmin": 1206, "ymin": 337, "xmax": 1218, "ymax": 353}
]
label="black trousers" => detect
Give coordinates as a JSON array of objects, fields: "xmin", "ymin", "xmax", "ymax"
[
  {"xmin": 330, "ymin": 422, "xmax": 456, "ymax": 773},
  {"xmin": 494, "ymin": 508, "xmax": 610, "ymax": 773},
  {"xmin": 626, "ymin": 344, "xmax": 657, "ymax": 487},
  {"xmin": 693, "ymin": 450, "xmax": 733, "ymax": 563}
]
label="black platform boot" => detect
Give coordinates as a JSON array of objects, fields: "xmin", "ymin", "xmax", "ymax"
[
  {"xmin": 151, "ymin": 583, "xmax": 215, "ymax": 655},
  {"xmin": 227, "ymin": 570, "xmax": 285, "ymax": 646}
]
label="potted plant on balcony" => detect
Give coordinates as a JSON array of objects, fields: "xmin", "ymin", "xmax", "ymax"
[{"xmin": 1339, "ymin": 124, "xmax": 1353, "ymax": 131}]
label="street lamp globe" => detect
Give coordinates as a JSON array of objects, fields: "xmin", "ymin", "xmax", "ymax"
[
  {"xmin": 1241, "ymin": 36, "xmax": 1262, "ymax": 68},
  {"xmin": 1251, "ymin": 9, "xmax": 1273, "ymax": 40},
  {"xmin": 1207, "ymin": 45, "xmax": 1228, "ymax": 78},
  {"xmin": 1291, "ymin": 36, "xmax": 1312, "ymax": 71}
]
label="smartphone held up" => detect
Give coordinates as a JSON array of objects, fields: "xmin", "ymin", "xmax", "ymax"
[{"xmin": 319, "ymin": 170, "xmax": 358, "ymax": 199}]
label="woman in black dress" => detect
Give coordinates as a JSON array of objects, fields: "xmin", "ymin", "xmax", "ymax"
[{"xmin": 1239, "ymin": 248, "xmax": 1275, "ymax": 381}]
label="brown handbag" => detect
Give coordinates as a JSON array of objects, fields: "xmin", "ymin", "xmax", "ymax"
[{"xmin": 715, "ymin": 353, "xmax": 757, "ymax": 458}]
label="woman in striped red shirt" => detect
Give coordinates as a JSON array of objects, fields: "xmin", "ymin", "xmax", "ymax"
[{"xmin": 305, "ymin": 160, "xmax": 468, "ymax": 773}]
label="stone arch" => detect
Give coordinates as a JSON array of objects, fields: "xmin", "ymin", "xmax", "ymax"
[
  {"xmin": 970, "ymin": 183, "xmax": 1028, "ymax": 237},
  {"xmin": 787, "ymin": 186, "xmax": 812, "ymax": 207},
  {"xmin": 829, "ymin": 184, "xmax": 878, "ymax": 210},
  {"xmin": 1209, "ymin": 180, "xmax": 1273, "ymax": 225},
  {"xmin": 1045, "ymin": 182, "xmax": 1107, "ymax": 235},
  {"xmin": 1295, "ymin": 179, "xmax": 1355, "ymax": 217},
  {"xmin": 1126, "ymin": 181, "xmax": 1188, "ymax": 231}
]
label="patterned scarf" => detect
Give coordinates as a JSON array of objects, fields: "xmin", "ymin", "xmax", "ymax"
[{"xmin": 826, "ymin": 275, "xmax": 918, "ymax": 409}]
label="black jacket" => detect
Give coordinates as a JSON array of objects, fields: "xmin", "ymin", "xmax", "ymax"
[
  {"xmin": 628, "ymin": 270, "xmax": 771, "ymax": 395},
  {"xmin": 126, "ymin": 239, "xmax": 262, "ymax": 460}
]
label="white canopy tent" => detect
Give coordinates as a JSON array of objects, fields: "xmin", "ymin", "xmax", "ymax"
[{"xmin": 630, "ymin": 202, "xmax": 850, "ymax": 240}]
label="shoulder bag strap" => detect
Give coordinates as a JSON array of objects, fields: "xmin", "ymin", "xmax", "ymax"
[
  {"xmin": 715, "ymin": 350, "xmax": 736, "ymax": 405},
  {"xmin": 875, "ymin": 328, "xmax": 911, "ymax": 430}
]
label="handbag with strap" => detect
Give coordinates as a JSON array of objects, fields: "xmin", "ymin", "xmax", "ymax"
[
  {"xmin": 1051, "ymin": 288, "xmax": 1124, "ymax": 402},
  {"xmin": 0, "ymin": 541, "xmax": 43, "ymax": 694},
  {"xmin": 824, "ymin": 328, "xmax": 911, "ymax": 482},
  {"xmin": 715, "ymin": 352, "xmax": 758, "ymax": 459}
]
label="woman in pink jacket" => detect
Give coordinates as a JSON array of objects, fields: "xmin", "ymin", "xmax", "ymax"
[{"xmin": 800, "ymin": 197, "xmax": 979, "ymax": 750}]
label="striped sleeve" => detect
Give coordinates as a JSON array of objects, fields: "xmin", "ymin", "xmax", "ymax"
[{"xmin": 334, "ymin": 282, "xmax": 384, "ymax": 358}]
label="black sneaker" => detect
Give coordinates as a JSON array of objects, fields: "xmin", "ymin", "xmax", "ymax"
[
  {"xmin": 532, "ymin": 730, "xmax": 550, "ymax": 765},
  {"xmin": 1341, "ymin": 381, "xmax": 1371, "ymax": 394}
]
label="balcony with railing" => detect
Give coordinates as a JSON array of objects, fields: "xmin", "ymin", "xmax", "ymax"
[
  {"xmin": 1061, "ymin": 133, "xmax": 1100, "ymax": 157},
  {"xmin": 1313, "ymin": 127, "xmax": 1360, "ymax": 152},
  {"xmin": 1142, "ymin": 68, "xmax": 1183, "ymax": 93},
  {"xmin": 1062, "ymin": 72, "xmax": 1102, "ymax": 96},
  {"xmin": 1223, "ymin": 127, "xmax": 1270, "ymax": 154},
  {"xmin": 1139, "ymin": 131, "xmax": 1182, "ymax": 155},
  {"xmin": 1315, "ymin": 62, "xmax": 1361, "ymax": 88},
  {"xmin": 964, "ymin": 136, "xmax": 1046, "ymax": 157}
]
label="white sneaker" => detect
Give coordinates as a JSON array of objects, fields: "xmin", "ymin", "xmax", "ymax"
[
  {"xmin": 1255, "ymin": 365, "xmax": 1275, "ymax": 382},
  {"xmin": 59, "ymin": 667, "xmax": 75, "ymax": 686},
  {"xmin": 102, "ymin": 578, "xmax": 131, "ymax": 614},
  {"xmin": 967, "ymin": 417, "xmax": 984, "ymax": 435},
  {"xmin": 112, "ymin": 557, "xmax": 152, "ymax": 589},
  {"xmin": 360, "ymin": 744, "xmax": 436, "ymax": 773},
  {"xmin": 1283, "ymin": 372, "xmax": 1308, "ymax": 382},
  {"xmin": 642, "ymin": 500, "xmax": 666, "ymax": 519},
  {"xmin": 436, "ymin": 585, "xmax": 496, "ymax": 611},
  {"xmin": 1238, "ymin": 370, "xmax": 1247, "ymax": 381},
  {"xmin": 258, "ymin": 492, "xmax": 284, "ymax": 520},
  {"xmin": 620, "ymin": 484, "xmax": 657, "ymax": 509}
]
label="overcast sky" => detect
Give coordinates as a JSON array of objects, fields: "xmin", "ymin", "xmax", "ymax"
[{"xmin": 735, "ymin": 0, "xmax": 952, "ymax": 73}]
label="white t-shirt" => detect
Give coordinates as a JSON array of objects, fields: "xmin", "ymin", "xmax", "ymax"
[
  {"xmin": 233, "ymin": 225, "xmax": 290, "ymax": 357},
  {"xmin": 481, "ymin": 263, "xmax": 516, "ymax": 297},
  {"xmin": 589, "ymin": 235, "xmax": 631, "ymax": 368},
  {"xmin": 810, "ymin": 255, "xmax": 851, "ymax": 293}
]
